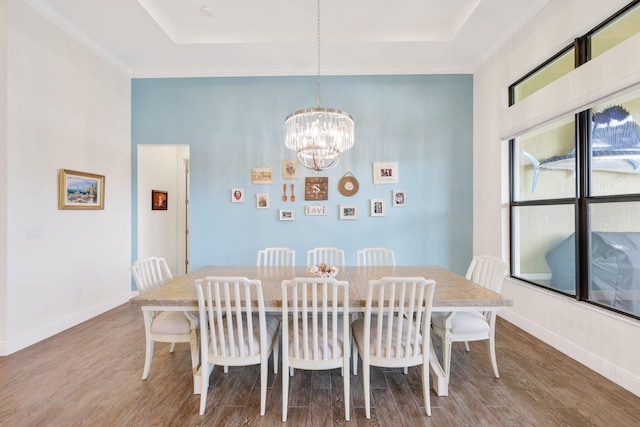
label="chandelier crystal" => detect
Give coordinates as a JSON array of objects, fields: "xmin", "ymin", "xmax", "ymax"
[{"xmin": 284, "ymin": 0, "xmax": 354, "ymax": 172}]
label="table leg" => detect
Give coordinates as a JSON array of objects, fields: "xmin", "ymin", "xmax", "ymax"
[
  {"xmin": 141, "ymin": 310, "xmax": 155, "ymax": 380},
  {"xmin": 183, "ymin": 311, "xmax": 201, "ymax": 395},
  {"xmin": 429, "ymin": 335, "xmax": 448, "ymax": 396}
]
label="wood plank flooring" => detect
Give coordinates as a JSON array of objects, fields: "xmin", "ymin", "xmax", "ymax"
[{"xmin": 1, "ymin": 303, "xmax": 639, "ymax": 426}]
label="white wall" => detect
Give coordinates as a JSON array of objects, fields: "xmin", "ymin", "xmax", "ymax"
[
  {"xmin": 0, "ymin": 0, "xmax": 8, "ymax": 345},
  {"xmin": 137, "ymin": 145, "xmax": 189, "ymax": 277},
  {"xmin": 474, "ymin": 0, "xmax": 640, "ymax": 396},
  {"xmin": 0, "ymin": 0, "xmax": 131, "ymax": 354}
]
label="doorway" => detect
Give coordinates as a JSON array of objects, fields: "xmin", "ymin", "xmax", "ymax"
[{"xmin": 137, "ymin": 145, "xmax": 190, "ymax": 276}]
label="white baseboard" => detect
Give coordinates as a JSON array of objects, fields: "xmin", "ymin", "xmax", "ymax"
[
  {"xmin": 0, "ymin": 292, "xmax": 133, "ymax": 356},
  {"xmin": 499, "ymin": 309, "xmax": 640, "ymax": 398}
]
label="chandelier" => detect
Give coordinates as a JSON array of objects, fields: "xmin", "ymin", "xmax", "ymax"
[{"xmin": 284, "ymin": 0, "xmax": 354, "ymax": 171}]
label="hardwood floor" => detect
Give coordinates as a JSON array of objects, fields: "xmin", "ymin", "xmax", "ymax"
[{"xmin": 1, "ymin": 303, "xmax": 639, "ymax": 426}]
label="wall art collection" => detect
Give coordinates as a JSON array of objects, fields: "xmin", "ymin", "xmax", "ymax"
[{"xmin": 231, "ymin": 161, "xmax": 407, "ymax": 221}]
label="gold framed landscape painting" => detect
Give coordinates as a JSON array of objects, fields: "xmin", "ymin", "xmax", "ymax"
[{"xmin": 58, "ymin": 169, "xmax": 105, "ymax": 210}]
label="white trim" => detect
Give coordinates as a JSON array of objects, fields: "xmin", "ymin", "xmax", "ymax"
[
  {"xmin": 24, "ymin": 0, "xmax": 132, "ymax": 76},
  {"xmin": 500, "ymin": 308, "xmax": 640, "ymax": 398},
  {"xmin": 0, "ymin": 293, "xmax": 133, "ymax": 356},
  {"xmin": 500, "ymin": 278, "xmax": 640, "ymax": 397}
]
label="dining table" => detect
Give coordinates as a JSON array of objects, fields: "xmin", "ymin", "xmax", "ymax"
[{"xmin": 129, "ymin": 265, "xmax": 513, "ymax": 397}]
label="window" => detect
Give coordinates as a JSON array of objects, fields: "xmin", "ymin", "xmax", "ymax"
[
  {"xmin": 509, "ymin": 1, "xmax": 640, "ymax": 320},
  {"xmin": 510, "ymin": 47, "xmax": 574, "ymax": 105},
  {"xmin": 512, "ymin": 117, "xmax": 575, "ymax": 201},
  {"xmin": 510, "ymin": 1, "xmax": 640, "ymax": 106},
  {"xmin": 590, "ymin": 2, "xmax": 640, "ymax": 60}
]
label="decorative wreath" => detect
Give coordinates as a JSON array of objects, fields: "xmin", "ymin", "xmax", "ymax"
[{"xmin": 338, "ymin": 172, "xmax": 359, "ymax": 197}]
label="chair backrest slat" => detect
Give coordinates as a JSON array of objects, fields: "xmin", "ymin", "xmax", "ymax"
[
  {"xmin": 357, "ymin": 248, "xmax": 396, "ymax": 267},
  {"xmin": 130, "ymin": 256, "xmax": 173, "ymax": 293},
  {"xmin": 282, "ymin": 277, "xmax": 349, "ymax": 363},
  {"xmin": 465, "ymin": 255, "xmax": 507, "ymax": 320},
  {"xmin": 195, "ymin": 276, "xmax": 266, "ymax": 361},
  {"xmin": 364, "ymin": 277, "xmax": 435, "ymax": 361},
  {"xmin": 465, "ymin": 255, "xmax": 507, "ymax": 293},
  {"xmin": 307, "ymin": 247, "xmax": 345, "ymax": 268},
  {"xmin": 257, "ymin": 247, "xmax": 295, "ymax": 266}
]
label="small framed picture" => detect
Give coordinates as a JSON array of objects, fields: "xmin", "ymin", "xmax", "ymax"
[
  {"xmin": 279, "ymin": 209, "xmax": 295, "ymax": 221},
  {"xmin": 151, "ymin": 190, "xmax": 168, "ymax": 210},
  {"xmin": 339, "ymin": 204, "xmax": 358, "ymax": 220},
  {"xmin": 373, "ymin": 162, "xmax": 399, "ymax": 184},
  {"xmin": 256, "ymin": 193, "xmax": 269, "ymax": 209},
  {"xmin": 252, "ymin": 167, "xmax": 273, "ymax": 184},
  {"xmin": 392, "ymin": 190, "xmax": 407, "ymax": 207},
  {"xmin": 282, "ymin": 160, "xmax": 299, "ymax": 180},
  {"xmin": 231, "ymin": 188, "xmax": 244, "ymax": 203},
  {"xmin": 58, "ymin": 169, "xmax": 105, "ymax": 210},
  {"xmin": 370, "ymin": 199, "xmax": 385, "ymax": 217}
]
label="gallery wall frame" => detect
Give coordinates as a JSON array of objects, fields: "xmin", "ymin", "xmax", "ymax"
[
  {"xmin": 373, "ymin": 162, "xmax": 399, "ymax": 184},
  {"xmin": 231, "ymin": 188, "xmax": 244, "ymax": 203},
  {"xmin": 151, "ymin": 190, "xmax": 168, "ymax": 210},
  {"xmin": 58, "ymin": 168, "xmax": 105, "ymax": 210},
  {"xmin": 370, "ymin": 199, "xmax": 385, "ymax": 216},
  {"xmin": 392, "ymin": 190, "xmax": 407, "ymax": 207},
  {"xmin": 282, "ymin": 160, "xmax": 299, "ymax": 180},
  {"xmin": 279, "ymin": 209, "xmax": 295, "ymax": 221},
  {"xmin": 252, "ymin": 167, "xmax": 273, "ymax": 184},
  {"xmin": 339, "ymin": 204, "xmax": 358, "ymax": 220},
  {"xmin": 256, "ymin": 193, "xmax": 269, "ymax": 209}
]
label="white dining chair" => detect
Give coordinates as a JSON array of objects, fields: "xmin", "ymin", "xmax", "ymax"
[
  {"xmin": 195, "ymin": 276, "xmax": 280, "ymax": 416},
  {"xmin": 130, "ymin": 256, "xmax": 198, "ymax": 380},
  {"xmin": 307, "ymin": 247, "xmax": 345, "ymax": 268},
  {"xmin": 431, "ymin": 255, "xmax": 507, "ymax": 385},
  {"xmin": 352, "ymin": 276, "xmax": 436, "ymax": 418},
  {"xmin": 356, "ymin": 247, "xmax": 396, "ymax": 267},
  {"xmin": 281, "ymin": 277, "xmax": 350, "ymax": 421},
  {"xmin": 257, "ymin": 247, "xmax": 296, "ymax": 266}
]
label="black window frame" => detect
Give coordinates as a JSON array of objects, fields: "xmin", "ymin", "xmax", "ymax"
[{"xmin": 508, "ymin": 0, "xmax": 640, "ymax": 321}]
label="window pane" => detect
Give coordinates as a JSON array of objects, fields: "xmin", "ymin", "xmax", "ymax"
[
  {"xmin": 590, "ymin": 90, "xmax": 640, "ymax": 196},
  {"xmin": 513, "ymin": 116, "xmax": 576, "ymax": 201},
  {"xmin": 591, "ymin": 3, "xmax": 640, "ymax": 59},
  {"xmin": 589, "ymin": 202, "xmax": 640, "ymax": 316},
  {"xmin": 511, "ymin": 48, "xmax": 574, "ymax": 104},
  {"xmin": 512, "ymin": 204, "xmax": 576, "ymax": 295}
]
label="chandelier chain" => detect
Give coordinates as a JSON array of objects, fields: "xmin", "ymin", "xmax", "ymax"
[
  {"xmin": 317, "ymin": 0, "xmax": 321, "ymax": 107},
  {"xmin": 283, "ymin": 0, "xmax": 354, "ymax": 172}
]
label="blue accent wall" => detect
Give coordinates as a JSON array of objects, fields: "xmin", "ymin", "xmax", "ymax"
[{"xmin": 132, "ymin": 75, "xmax": 473, "ymax": 274}]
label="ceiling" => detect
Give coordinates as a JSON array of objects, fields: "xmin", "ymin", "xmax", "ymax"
[{"xmin": 26, "ymin": 0, "xmax": 549, "ymax": 78}]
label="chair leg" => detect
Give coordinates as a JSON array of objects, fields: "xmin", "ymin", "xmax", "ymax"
[
  {"xmin": 464, "ymin": 341, "xmax": 470, "ymax": 352},
  {"xmin": 260, "ymin": 359, "xmax": 267, "ymax": 416},
  {"xmin": 273, "ymin": 332, "xmax": 280, "ymax": 374},
  {"xmin": 282, "ymin": 360, "xmax": 289, "ymax": 422},
  {"xmin": 170, "ymin": 342, "xmax": 176, "ymax": 353},
  {"xmin": 352, "ymin": 336, "xmax": 358, "ymax": 375},
  {"xmin": 489, "ymin": 334, "xmax": 500, "ymax": 378},
  {"xmin": 199, "ymin": 363, "xmax": 210, "ymax": 415},
  {"xmin": 344, "ymin": 358, "xmax": 350, "ymax": 421},
  {"xmin": 422, "ymin": 363, "xmax": 431, "ymax": 416},
  {"xmin": 363, "ymin": 360, "xmax": 371, "ymax": 419}
]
